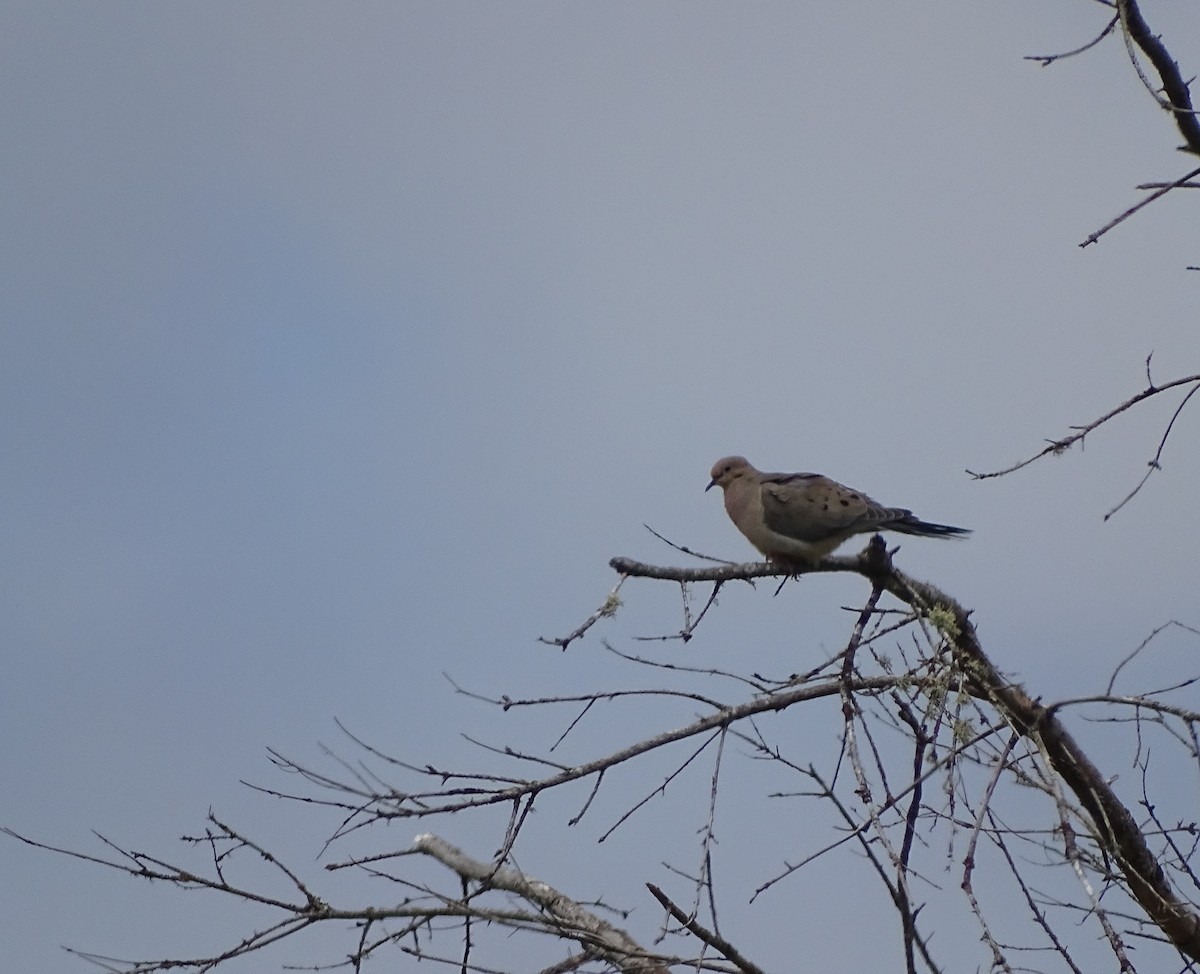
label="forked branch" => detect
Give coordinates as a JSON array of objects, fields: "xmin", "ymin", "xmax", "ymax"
[
  {"xmin": 611, "ymin": 542, "xmax": 1200, "ymax": 962},
  {"xmin": 967, "ymin": 366, "xmax": 1200, "ymax": 519}
]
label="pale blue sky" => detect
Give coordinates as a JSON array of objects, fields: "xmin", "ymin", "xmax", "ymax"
[{"xmin": 3, "ymin": 3, "xmax": 1199, "ymax": 971}]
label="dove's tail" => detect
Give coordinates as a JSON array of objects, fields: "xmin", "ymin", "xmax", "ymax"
[{"xmin": 891, "ymin": 516, "xmax": 972, "ymax": 539}]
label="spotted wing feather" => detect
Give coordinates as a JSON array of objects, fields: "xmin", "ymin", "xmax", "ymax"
[{"xmin": 759, "ymin": 472, "xmax": 903, "ymax": 542}]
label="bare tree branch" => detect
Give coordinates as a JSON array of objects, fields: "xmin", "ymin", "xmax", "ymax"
[
  {"xmin": 414, "ymin": 833, "xmax": 673, "ymax": 974},
  {"xmin": 611, "ymin": 543, "xmax": 1200, "ymax": 962},
  {"xmin": 646, "ymin": 884, "xmax": 765, "ymax": 974},
  {"xmin": 967, "ymin": 366, "xmax": 1200, "ymax": 518},
  {"xmin": 9, "ymin": 530, "xmax": 1200, "ymax": 971},
  {"xmin": 1026, "ymin": 15, "xmax": 1119, "ymax": 66},
  {"xmin": 1067, "ymin": 0, "xmax": 1200, "ymax": 244},
  {"xmin": 1079, "ymin": 164, "xmax": 1200, "ymax": 247},
  {"xmin": 1116, "ymin": 0, "xmax": 1200, "ymax": 154}
]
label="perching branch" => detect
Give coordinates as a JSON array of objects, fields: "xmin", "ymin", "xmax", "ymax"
[
  {"xmin": 611, "ymin": 541, "xmax": 1200, "ymax": 963},
  {"xmin": 9, "ymin": 541, "xmax": 1200, "ymax": 972}
]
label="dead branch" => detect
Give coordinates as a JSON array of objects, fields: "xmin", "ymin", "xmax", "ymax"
[
  {"xmin": 414, "ymin": 833, "xmax": 673, "ymax": 974},
  {"xmin": 646, "ymin": 883, "xmax": 766, "ymax": 974},
  {"xmin": 1073, "ymin": 0, "xmax": 1200, "ymax": 244},
  {"xmin": 10, "ymin": 539, "xmax": 1199, "ymax": 972},
  {"xmin": 966, "ymin": 367, "xmax": 1200, "ymax": 518},
  {"xmin": 611, "ymin": 547, "xmax": 1200, "ymax": 962},
  {"xmin": 1116, "ymin": 0, "xmax": 1200, "ymax": 155},
  {"xmin": 1025, "ymin": 15, "xmax": 1118, "ymax": 66}
]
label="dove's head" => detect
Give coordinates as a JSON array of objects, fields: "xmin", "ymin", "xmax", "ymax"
[{"xmin": 706, "ymin": 455, "xmax": 753, "ymax": 492}]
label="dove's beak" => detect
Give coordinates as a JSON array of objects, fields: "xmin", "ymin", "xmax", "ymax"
[{"xmin": 705, "ymin": 479, "xmax": 717, "ymax": 492}]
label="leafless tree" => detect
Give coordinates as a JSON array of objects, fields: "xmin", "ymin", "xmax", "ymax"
[
  {"xmin": 9, "ymin": 515, "xmax": 1200, "ymax": 972},
  {"xmin": 7, "ymin": 1, "xmax": 1200, "ymax": 972}
]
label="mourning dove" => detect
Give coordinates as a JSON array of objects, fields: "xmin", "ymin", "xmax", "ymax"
[{"xmin": 707, "ymin": 455, "xmax": 970, "ymax": 565}]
